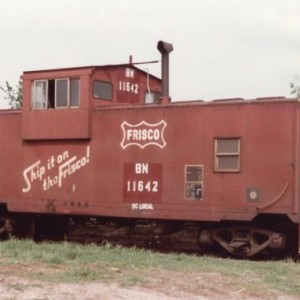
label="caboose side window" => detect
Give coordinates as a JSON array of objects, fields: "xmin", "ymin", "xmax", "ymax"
[
  {"xmin": 55, "ymin": 79, "xmax": 68, "ymax": 108},
  {"xmin": 32, "ymin": 78, "xmax": 80, "ymax": 109},
  {"xmin": 214, "ymin": 138, "xmax": 240, "ymax": 172},
  {"xmin": 93, "ymin": 80, "xmax": 112, "ymax": 100},
  {"xmin": 70, "ymin": 79, "xmax": 80, "ymax": 107},
  {"xmin": 145, "ymin": 91, "xmax": 161, "ymax": 104},
  {"xmin": 33, "ymin": 80, "xmax": 48, "ymax": 109}
]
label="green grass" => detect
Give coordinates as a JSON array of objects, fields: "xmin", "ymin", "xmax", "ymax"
[{"xmin": 0, "ymin": 239, "xmax": 299, "ymax": 298}]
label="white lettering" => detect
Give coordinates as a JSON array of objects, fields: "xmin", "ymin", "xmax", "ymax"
[
  {"xmin": 125, "ymin": 68, "xmax": 135, "ymax": 78},
  {"xmin": 22, "ymin": 160, "xmax": 41, "ymax": 193},
  {"xmin": 22, "ymin": 146, "xmax": 91, "ymax": 193},
  {"xmin": 119, "ymin": 81, "xmax": 139, "ymax": 94},
  {"xmin": 126, "ymin": 129, "xmax": 160, "ymax": 141},
  {"xmin": 126, "ymin": 180, "xmax": 158, "ymax": 193},
  {"xmin": 131, "ymin": 203, "xmax": 154, "ymax": 210},
  {"xmin": 135, "ymin": 163, "xmax": 149, "ymax": 174},
  {"xmin": 58, "ymin": 157, "xmax": 77, "ymax": 187},
  {"xmin": 120, "ymin": 120, "xmax": 167, "ymax": 149},
  {"xmin": 43, "ymin": 175, "xmax": 59, "ymax": 191},
  {"xmin": 57, "ymin": 151, "xmax": 69, "ymax": 164}
]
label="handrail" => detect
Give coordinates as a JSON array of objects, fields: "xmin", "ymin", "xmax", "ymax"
[{"xmin": 256, "ymin": 164, "xmax": 293, "ymax": 212}]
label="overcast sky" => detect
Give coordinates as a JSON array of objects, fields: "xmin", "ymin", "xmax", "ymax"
[{"xmin": 0, "ymin": 0, "xmax": 300, "ymax": 108}]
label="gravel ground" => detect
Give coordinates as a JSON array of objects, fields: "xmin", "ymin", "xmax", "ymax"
[{"xmin": 0, "ymin": 274, "xmax": 298, "ymax": 300}]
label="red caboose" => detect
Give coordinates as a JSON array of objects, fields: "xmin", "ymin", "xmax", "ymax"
[{"xmin": 0, "ymin": 41, "xmax": 299, "ymax": 258}]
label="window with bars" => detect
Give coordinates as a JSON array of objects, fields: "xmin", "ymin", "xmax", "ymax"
[{"xmin": 214, "ymin": 138, "xmax": 240, "ymax": 172}]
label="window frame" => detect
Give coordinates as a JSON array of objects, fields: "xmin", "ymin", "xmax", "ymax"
[
  {"xmin": 32, "ymin": 80, "xmax": 48, "ymax": 109},
  {"xmin": 214, "ymin": 138, "xmax": 241, "ymax": 172}
]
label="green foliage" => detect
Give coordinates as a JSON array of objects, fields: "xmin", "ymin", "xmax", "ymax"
[
  {"xmin": 290, "ymin": 76, "xmax": 300, "ymax": 98},
  {"xmin": 0, "ymin": 80, "xmax": 23, "ymax": 109}
]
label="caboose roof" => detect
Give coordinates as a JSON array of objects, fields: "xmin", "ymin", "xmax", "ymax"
[{"xmin": 22, "ymin": 64, "xmax": 160, "ymax": 80}]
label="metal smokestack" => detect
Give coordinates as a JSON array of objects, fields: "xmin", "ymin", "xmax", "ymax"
[{"xmin": 157, "ymin": 41, "xmax": 173, "ymax": 103}]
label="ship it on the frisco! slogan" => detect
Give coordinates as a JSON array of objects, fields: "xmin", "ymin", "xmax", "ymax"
[{"xmin": 22, "ymin": 146, "xmax": 90, "ymax": 193}]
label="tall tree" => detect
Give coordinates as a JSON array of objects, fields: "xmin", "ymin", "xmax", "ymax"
[{"xmin": 0, "ymin": 80, "xmax": 23, "ymax": 109}]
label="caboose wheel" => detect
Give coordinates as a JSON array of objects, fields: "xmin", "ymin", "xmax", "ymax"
[{"xmin": 199, "ymin": 226, "xmax": 286, "ymax": 258}]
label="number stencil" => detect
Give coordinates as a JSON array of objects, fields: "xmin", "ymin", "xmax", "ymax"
[{"xmin": 123, "ymin": 162, "xmax": 162, "ymax": 203}]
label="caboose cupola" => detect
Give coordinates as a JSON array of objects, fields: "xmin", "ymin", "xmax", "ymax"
[{"xmin": 21, "ymin": 60, "xmax": 162, "ymax": 140}]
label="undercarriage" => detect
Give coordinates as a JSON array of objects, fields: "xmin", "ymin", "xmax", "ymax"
[{"xmin": 0, "ymin": 213, "xmax": 296, "ymax": 259}]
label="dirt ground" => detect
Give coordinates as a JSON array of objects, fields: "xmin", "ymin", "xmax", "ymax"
[{"xmin": 0, "ymin": 270, "xmax": 297, "ymax": 300}]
